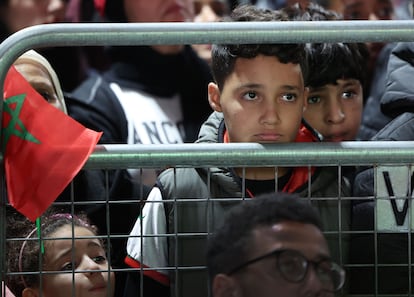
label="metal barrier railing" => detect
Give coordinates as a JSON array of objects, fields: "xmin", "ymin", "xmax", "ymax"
[
  {"xmin": 2, "ymin": 20, "xmax": 414, "ymax": 296},
  {"xmin": 1, "ymin": 20, "xmax": 414, "ymax": 102},
  {"xmin": 84, "ymin": 142, "xmax": 414, "ymax": 169}
]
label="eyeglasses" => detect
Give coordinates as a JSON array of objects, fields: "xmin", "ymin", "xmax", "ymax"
[
  {"xmin": 193, "ymin": 0, "xmax": 229, "ymax": 17},
  {"xmin": 228, "ymin": 249, "xmax": 346, "ymax": 292}
]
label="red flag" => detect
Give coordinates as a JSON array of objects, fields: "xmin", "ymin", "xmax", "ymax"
[{"xmin": 2, "ymin": 66, "xmax": 102, "ymax": 221}]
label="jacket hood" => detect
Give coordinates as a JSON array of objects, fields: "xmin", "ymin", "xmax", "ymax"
[{"xmin": 380, "ymin": 42, "xmax": 414, "ymax": 118}]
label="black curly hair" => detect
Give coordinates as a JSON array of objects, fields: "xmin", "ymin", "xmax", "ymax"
[
  {"xmin": 5, "ymin": 207, "xmax": 100, "ymax": 297},
  {"xmin": 206, "ymin": 191, "xmax": 322, "ymax": 280}
]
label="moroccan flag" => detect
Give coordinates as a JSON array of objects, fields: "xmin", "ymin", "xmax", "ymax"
[{"xmin": 2, "ymin": 66, "xmax": 102, "ymax": 221}]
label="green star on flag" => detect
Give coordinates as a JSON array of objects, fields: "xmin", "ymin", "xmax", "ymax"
[
  {"xmin": 2, "ymin": 66, "xmax": 102, "ymax": 221},
  {"xmin": 2, "ymin": 93, "xmax": 40, "ymax": 151}
]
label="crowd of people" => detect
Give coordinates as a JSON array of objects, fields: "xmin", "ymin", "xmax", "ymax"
[{"xmin": 2, "ymin": 0, "xmax": 414, "ymax": 296}]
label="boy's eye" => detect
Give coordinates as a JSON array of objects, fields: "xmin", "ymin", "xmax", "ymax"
[
  {"xmin": 342, "ymin": 91, "xmax": 355, "ymax": 99},
  {"xmin": 242, "ymin": 91, "xmax": 258, "ymax": 101},
  {"xmin": 307, "ymin": 96, "xmax": 321, "ymax": 104},
  {"xmin": 281, "ymin": 93, "xmax": 297, "ymax": 102},
  {"xmin": 93, "ymin": 255, "xmax": 107, "ymax": 264}
]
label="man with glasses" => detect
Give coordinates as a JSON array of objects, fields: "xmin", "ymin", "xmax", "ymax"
[{"xmin": 207, "ymin": 191, "xmax": 345, "ymax": 297}]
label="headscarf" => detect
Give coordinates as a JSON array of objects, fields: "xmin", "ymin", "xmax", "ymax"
[{"xmin": 13, "ymin": 50, "xmax": 67, "ymax": 114}]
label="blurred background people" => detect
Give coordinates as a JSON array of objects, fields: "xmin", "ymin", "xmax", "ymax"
[
  {"xmin": 67, "ymin": 0, "xmax": 214, "ymax": 187},
  {"xmin": 238, "ymin": 0, "xmax": 344, "ymax": 11},
  {"xmin": 339, "ymin": 0, "xmax": 404, "ymax": 140},
  {"xmin": 9, "ymin": 49, "xmax": 147, "ymax": 297},
  {"xmin": 192, "ymin": 0, "xmax": 231, "ymax": 65},
  {"xmin": 0, "ymin": 0, "xmax": 91, "ymax": 92}
]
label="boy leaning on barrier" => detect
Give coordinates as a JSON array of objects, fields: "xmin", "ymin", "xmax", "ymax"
[
  {"xmin": 284, "ymin": 3, "xmax": 369, "ymax": 143},
  {"xmin": 123, "ymin": 4, "xmax": 351, "ymax": 297}
]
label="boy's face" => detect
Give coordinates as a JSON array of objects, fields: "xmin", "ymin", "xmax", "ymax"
[
  {"xmin": 208, "ymin": 55, "xmax": 307, "ymax": 144},
  {"xmin": 304, "ymin": 79, "xmax": 363, "ymax": 142}
]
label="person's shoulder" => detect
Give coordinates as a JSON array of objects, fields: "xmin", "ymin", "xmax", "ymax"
[
  {"xmin": 310, "ymin": 166, "xmax": 351, "ymax": 196},
  {"xmin": 67, "ymin": 70, "xmax": 115, "ymax": 105},
  {"xmin": 373, "ymin": 112, "xmax": 414, "ymax": 141},
  {"xmin": 197, "ymin": 112, "xmax": 224, "ymax": 144},
  {"xmin": 389, "ymin": 42, "xmax": 414, "ymax": 57},
  {"xmin": 157, "ymin": 167, "xmax": 199, "ymax": 183},
  {"xmin": 313, "ymin": 166, "xmax": 348, "ymax": 182},
  {"xmin": 156, "ymin": 167, "xmax": 210, "ymax": 197}
]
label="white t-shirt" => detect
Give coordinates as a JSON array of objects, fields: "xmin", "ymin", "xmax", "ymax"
[
  {"xmin": 126, "ymin": 187, "xmax": 169, "ymax": 285},
  {"xmin": 111, "ymin": 83, "xmax": 184, "ymax": 185}
]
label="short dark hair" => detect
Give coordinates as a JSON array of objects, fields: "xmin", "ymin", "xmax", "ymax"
[
  {"xmin": 211, "ymin": 5, "xmax": 307, "ymax": 91},
  {"xmin": 282, "ymin": 3, "xmax": 369, "ymax": 88},
  {"xmin": 206, "ymin": 191, "xmax": 323, "ymax": 280},
  {"xmin": 305, "ymin": 42, "xmax": 369, "ymax": 88},
  {"xmin": 283, "ymin": 2, "xmax": 342, "ymax": 21}
]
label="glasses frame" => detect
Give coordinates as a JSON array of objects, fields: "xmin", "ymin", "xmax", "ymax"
[{"xmin": 227, "ymin": 248, "xmax": 346, "ymax": 292}]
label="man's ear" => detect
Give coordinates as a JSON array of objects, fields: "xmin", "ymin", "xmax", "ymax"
[
  {"xmin": 213, "ymin": 274, "xmax": 240, "ymax": 297},
  {"xmin": 302, "ymin": 87, "xmax": 309, "ymax": 112},
  {"xmin": 208, "ymin": 82, "xmax": 223, "ymax": 112},
  {"xmin": 22, "ymin": 287, "xmax": 39, "ymax": 297}
]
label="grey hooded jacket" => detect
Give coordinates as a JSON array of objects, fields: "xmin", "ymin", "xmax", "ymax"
[{"xmin": 127, "ymin": 112, "xmax": 351, "ymax": 297}]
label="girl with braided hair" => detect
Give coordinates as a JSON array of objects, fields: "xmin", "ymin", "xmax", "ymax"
[{"xmin": 5, "ymin": 209, "xmax": 115, "ymax": 297}]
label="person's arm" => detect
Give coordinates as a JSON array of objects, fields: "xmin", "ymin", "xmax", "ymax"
[
  {"xmin": 66, "ymin": 72, "xmax": 128, "ymax": 144},
  {"xmin": 124, "ymin": 187, "xmax": 170, "ymax": 296}
]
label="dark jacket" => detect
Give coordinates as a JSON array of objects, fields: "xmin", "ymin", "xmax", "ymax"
[
  {"xmin": 124, "ymin": 112, "xmax": 351, "ymax": 297},
  {"xmin": 351, "ymin": 43, "xmax": 414, "ymax": 294},
  {"xmin": 66, "ymin": 45, "xmax": 212, "ymax": 297},
  {"xmin": 357, "ymin": 43, "xmax": 395, "ymax": 140},
  {"xmin": 380, "ymin": 42, "xmax": 414, "ymax": 117},
  {"xmin": 67, "ymin": 45, "xmax": 213, "ymax": 144}
]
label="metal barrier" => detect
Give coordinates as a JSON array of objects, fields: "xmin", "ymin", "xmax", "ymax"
[{"xmin": 2, "ymin": 21, "xmax": 414, "ymax": 297}]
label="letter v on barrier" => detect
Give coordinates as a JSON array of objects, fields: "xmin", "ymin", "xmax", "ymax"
[{"xmin": 382, "ymin": 171, "xmax": 412, "ymax": 226}]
